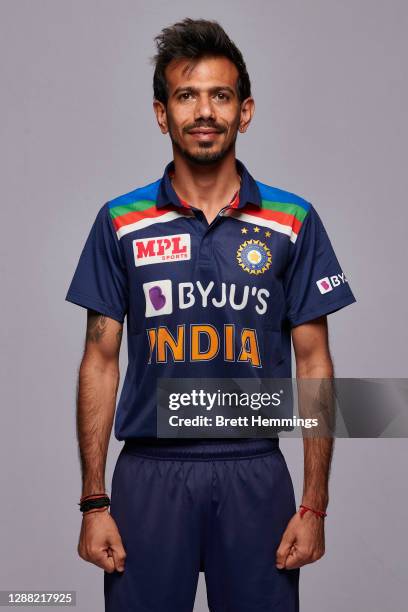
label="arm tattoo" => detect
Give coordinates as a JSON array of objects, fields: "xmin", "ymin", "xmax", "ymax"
[{"xmin": 86, "ymin": 310, "xmax": 108, "ymax": 343}]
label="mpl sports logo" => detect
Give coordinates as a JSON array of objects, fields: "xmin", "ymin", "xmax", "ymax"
[
  {"xmin": 316, "ymin": 272, "xmax": 348, "ymax": 294},
  {"xmin": 133, "ymin": 233, "xmax": 191, "ymax": 267}
]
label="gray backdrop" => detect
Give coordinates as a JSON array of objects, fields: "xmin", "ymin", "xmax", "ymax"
[{"xmin": 1, "ymin": 0, "xmax": 407, "ymax": 610}]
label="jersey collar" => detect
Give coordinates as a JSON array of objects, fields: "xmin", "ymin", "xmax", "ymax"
[{"xmin": 156, "ymin": 158, "xmax": 262, "ymax": 210}]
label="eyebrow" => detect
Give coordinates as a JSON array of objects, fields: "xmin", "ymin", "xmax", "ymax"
[{"xmin": 172, "ymin": 85, "xmax": 236, "ymax": 97}]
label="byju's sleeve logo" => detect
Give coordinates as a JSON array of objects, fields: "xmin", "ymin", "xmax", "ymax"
[{"xmin": 316, "ymin": 272, "xmax": 348, "ymax": 294}]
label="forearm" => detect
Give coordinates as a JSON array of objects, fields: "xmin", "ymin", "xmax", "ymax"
[
  {"xmin": 301, "ymin": 437, "xmax": 332, "ymax": 510},
  {"xmin": 297, "ymin": 360, "xmax": 334, "ymax": 512},
  {"xmin": 77, "ymin": 355, "xmax": 120, "ymax": 497}
]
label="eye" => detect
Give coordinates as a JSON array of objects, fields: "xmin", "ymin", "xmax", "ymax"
[
  {"xmin": 216, "ymin": 92, "xmax": 230, "ymax": 100},
  {"xmin": 179, "ymin": 92, "xmax": 193, "ymax": 100}
]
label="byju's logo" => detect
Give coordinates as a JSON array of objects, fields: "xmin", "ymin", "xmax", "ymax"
[
  {"xmin": 143, "ymin": 280, "xmax": 173, "ymax": 317},
  {"xmin": 317, "ymin": 277, "xmax": 332, "ymax": 294},
  {"xmin": 316, "ymin": 273, "xmax": 348, "ymax": 294},
  {"xmin": 133, "ymin": 234, "xmax": 191, "ymax": 266}
]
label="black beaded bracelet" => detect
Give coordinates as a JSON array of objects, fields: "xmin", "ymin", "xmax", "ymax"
[{"xmin": 79, "ymin": 495, "xmax": 110, "ymax": 513}]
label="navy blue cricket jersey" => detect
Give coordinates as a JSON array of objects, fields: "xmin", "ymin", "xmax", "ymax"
[{"xmin": 65, "ymin": 159, "xmax": 356, "ymax": 439}]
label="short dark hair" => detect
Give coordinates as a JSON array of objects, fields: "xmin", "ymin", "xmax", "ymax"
[{"xmin": 151, "ymin": 18, "xmax": 251, "ymax": 105}]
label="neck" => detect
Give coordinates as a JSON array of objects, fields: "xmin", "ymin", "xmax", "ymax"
[{"xmin": 170, "ymin": 148, "xmax": 241, "ymax": 211}]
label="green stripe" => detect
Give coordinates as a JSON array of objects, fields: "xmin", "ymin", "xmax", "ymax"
[
  {"xmin": 109, "ymin": 200, "xmax": 157, "ymax": 220},
  {"xmin": 261, "ymin": 199, "xmax": 308, "ymax": 222}
]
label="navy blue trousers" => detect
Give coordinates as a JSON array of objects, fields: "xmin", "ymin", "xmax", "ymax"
[{"xmin": 104, "ymin": 438, "xmax": 299, "ymax": 611}]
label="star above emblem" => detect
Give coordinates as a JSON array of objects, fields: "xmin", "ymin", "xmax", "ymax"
[
  {"xmin": 265, "ymin": 231, "xmax": 271, "ymax": 237},
  {"xmin": 253, "ymin": 226, "xmax": 260, "ymax": 233},
  {"xmin": 241, "ymin": 227, "xmax": 248, "ymax": 234}
]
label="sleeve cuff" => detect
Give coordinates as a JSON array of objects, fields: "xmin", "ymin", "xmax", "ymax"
[
  {"xmin": 287, "ymin": 294, "xmax": 357, "ymax": 328},
  {"xmin": 65, "ymin": 290, "xmax": 126, "ymax": 324}
]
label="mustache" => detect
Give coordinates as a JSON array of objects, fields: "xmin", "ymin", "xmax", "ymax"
[{"xmin": 184, "ymin": 122, "xmax": 227, "ymax": 133}]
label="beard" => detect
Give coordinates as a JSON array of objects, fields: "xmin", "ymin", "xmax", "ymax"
[{"xmin": 167, "ymin": 114, "xmax": 239, "ymax": 166}]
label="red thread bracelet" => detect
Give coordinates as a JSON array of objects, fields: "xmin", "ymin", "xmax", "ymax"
[
  {"xmin": 299, "ymin": 504, "xmax": 327, "ymax": 518},
  {"xmin": 80, "ymin": 492, "xmax": 108, "ymax": 503}
]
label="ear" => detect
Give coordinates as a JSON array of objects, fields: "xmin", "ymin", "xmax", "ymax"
[
  {"xmin": 153, "ymin": 99, "xmax": 168, "ymax": 134},
  {"xmin": 239, "ymin": 97, "xmax": 255, "ymax": 133}
]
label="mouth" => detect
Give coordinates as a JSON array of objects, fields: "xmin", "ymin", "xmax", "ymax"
[
  {"xmin": 188, "ymin": 128, "xmax": 221, "ymax": 140},
  {"xmin": 188, "ymin": 127, "xmax": 220, "ymax": 133}
]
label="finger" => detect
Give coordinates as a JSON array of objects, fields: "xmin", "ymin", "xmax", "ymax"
[
  {"xmin": 284, "ymin": 547, "xmax": 313, "ymax": 570},
  {"xmin": 276, "ymin": 536, "xmax": 295, "ymax": 569},
  {"xmin": 284, "ymin": 549, "xmax": 304, "ymax": 570},
  {"xmin": 110, "ymin": 545, "xmax": 127, "ymax": 572},
  {"xmin": 90, "ymin": 551, "xmax": 116, "ymax": 573},
  {"xmin": 103, "ymin": 555, "xmax": 116, "ymax": 573}
]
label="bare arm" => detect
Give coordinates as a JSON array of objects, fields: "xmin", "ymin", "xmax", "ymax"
[
  {"xmin": 292, "ymin": 315, "xmax": 334, "ymax": 511},
  {"xmin": 76, "ymin": 309, "xmax": 126, "ymax": 574},
  {"xmin": 276, "ymin": 315, "xmax": 333, "ymax": 570},
  {"xmin": 77, "ymin": 309, "xmax": 123, "ymax": 497}
]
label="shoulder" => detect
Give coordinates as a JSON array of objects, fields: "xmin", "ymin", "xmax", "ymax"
[
  {"xmin": 107, "ymin": 177, "xmax": 161, "ymax": 212},
  {"xmin": 104, "ymin": 177, "xmax": 162, "ymax": 238},
  {"xmin": 255, "ymin": 179, "xmax": 312, "ymax": 214},
  {"xmin": 253, "ymin": 179, "xmax": 316, "ymax": 244}
]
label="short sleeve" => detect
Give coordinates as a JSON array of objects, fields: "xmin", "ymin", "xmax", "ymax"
[
  {"xmin": 65, "ymin": 202, "xmax": 129, "ymax": 323},
  {"xmin": 283, "ymin": 204, "xmax": 356, "ymax": 327}
]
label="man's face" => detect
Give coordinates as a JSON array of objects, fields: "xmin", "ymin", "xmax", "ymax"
[{"xmin": 154, "ymin": 56, "xmax": 254, "ymax": 165}]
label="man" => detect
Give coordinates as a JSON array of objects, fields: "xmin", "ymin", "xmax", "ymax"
[{"xmin": 65, "ymin": 17, "xmax": 356, "ymax": 612}]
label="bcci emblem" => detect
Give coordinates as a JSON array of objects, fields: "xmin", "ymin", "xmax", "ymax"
[{"xmin": 236, "ymin": 239, "xmax": 272, "ymax": 275}]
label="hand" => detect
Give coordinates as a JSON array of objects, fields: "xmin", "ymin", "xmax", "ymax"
[
  {"xmin": 275, "ymin": 510, "xmax": 325, "ymax": 570},
  {"xmin": 77, "ymin": 509, "xmax": 127, "ymax": 574}
]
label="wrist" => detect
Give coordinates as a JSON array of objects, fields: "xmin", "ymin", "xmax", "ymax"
[
  {"xmin": 301, "ymin": 493, "xmax": 328, "ymax": 511},
  {"xmin": 78, "ymin": 493, "xmax": 110, "ymax": 513},
  {"xmin": 82, "ymin": 507, "xmax": 110, "ymax": 517},
  {"xmin": 80, "ymin": 491, "xmax": 108, "ymax": 502},
  {"xmin": 81, "ymin": 487, "xmax": 106, "ymax": 499},
  {"xmin": 298, "ymin": 504, "xmax": 327, "ymax": 519}
]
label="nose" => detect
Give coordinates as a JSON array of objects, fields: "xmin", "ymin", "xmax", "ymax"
[{"xmin": 194, "ymin": 93, "xmax": 215, "ymax": 122}]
